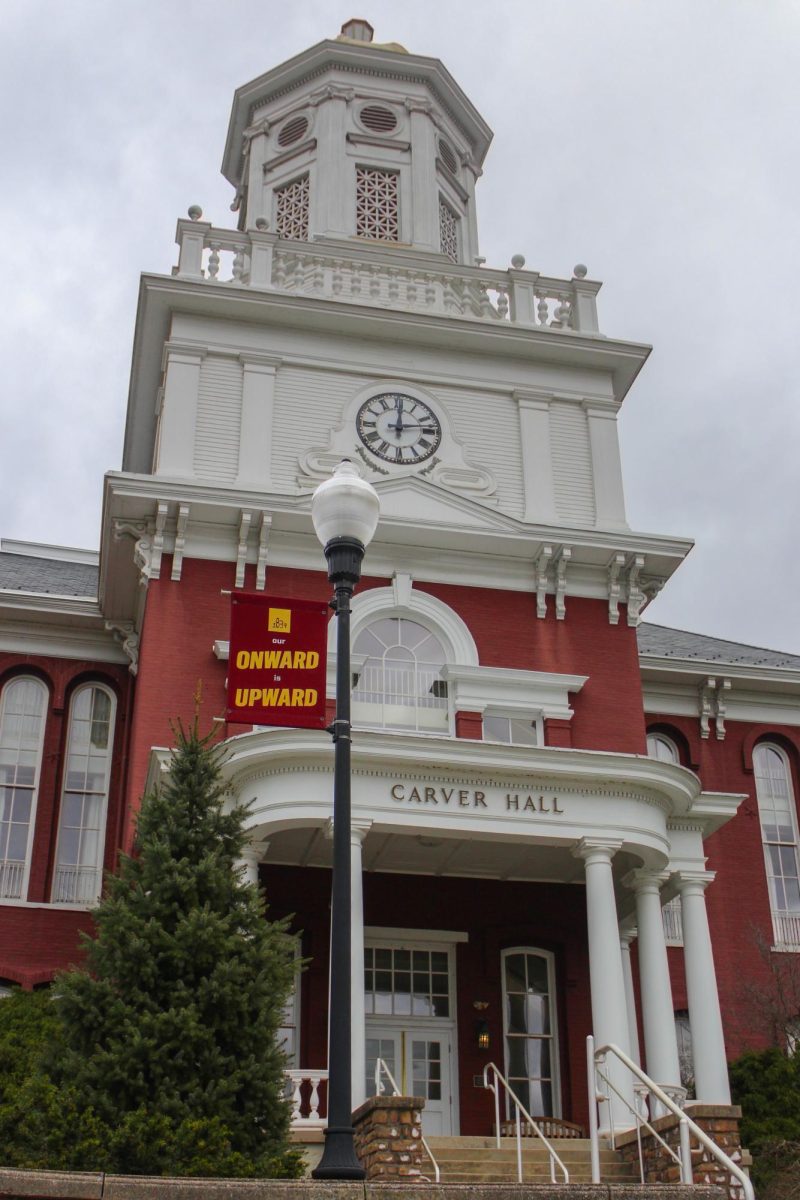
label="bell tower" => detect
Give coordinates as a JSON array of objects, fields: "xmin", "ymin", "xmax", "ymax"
[{"xmin": 222, "ymin": 19, "xmax": 492, "ymax": 263}]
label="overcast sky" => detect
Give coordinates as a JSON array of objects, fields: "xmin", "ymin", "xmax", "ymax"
[{"xmin": 1, "ymin": 0, "xmax": 798, "ymax": 652}]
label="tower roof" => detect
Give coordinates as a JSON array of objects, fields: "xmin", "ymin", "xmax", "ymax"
[{"xmin": 221, "ymin": 32, "xmax": 493, "ymax": 191}]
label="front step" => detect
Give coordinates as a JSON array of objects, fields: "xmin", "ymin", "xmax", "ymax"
[{"xmin": 424, "ymin": 1135, "xmax": 637, "ymax": 1185}]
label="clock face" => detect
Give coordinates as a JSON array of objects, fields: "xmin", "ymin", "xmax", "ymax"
[{"xmin": 356, "ymin": 393, "xmax": 442, "ymax": 464}]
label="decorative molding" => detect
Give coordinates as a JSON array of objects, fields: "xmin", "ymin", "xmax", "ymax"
[
  {"xmin": 151, "ymin": 502, "xmax": 169, "ymax": 582},
  {"xmin": 442, "ymin": 664, "xmax": 587, "ymax": 721},
  {"xmin": 699, "ymin": 677, "xmax": 732, "ymax": 739},
  {"xmin": 256, "ymin": 513, "xmax": 272, "ymax": 591},
  {"xmin": 171, "ymin": 503, "xmax": 190, "ymax": 582},
  {"xmin": 392, "ymin": 571, "xmax": 413, "ymax": 608},
  {"xmin": 626, "ymin": 553, "xmax": 645, "ymax": 627},
  {"xmin": 555, "ymin": 546, "xmax": 572, "ymax": 621},
  {"xmin": 236, "ymin": 510, "xmax": 253, "ymax": 589},
  {"xmin": 607, "ymin": 552, "xmax": 625, "ymax": 625},
  {"xmin": 104, "ymin": 621, "xmax": 140, "ymax": 675},
  {"xmin": 534, "ymin": 545, "xmax": 553, "ymax": 619},
  {"xmin": 344, "ymin": 584, "xmax": 479, "ymax": 666}
]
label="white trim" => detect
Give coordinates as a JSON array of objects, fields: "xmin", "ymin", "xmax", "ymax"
[
  {"xmin": 365, "ymin": 926, "xmax": 469, "ymax": 944},
  {"xmin": 345, "ymin": 586, "xmax": 479, "ymax": 666},
  {"xmin": 754, "ymin": 742, "xmax": 800, "ymax": 949},
  {"xmin": 1, "ymin": 540, "xmax": 98, "ymax": 565},
  {"xmin": 444, "ymin": 664, "xmax": 587, "ymax": 721}
]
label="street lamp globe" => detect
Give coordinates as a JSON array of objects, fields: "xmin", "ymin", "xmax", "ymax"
[{"xmin": 311, "ymin": 459, "xmax": 380, "ymax": 550}]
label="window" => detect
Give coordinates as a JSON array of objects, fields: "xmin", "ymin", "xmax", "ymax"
[
  {"xmin": 483, "ymin": 714, "xmax": 539, "ymax": 747},
  {"xmin": 355, "ymin": 167, "xmax": 399, "ymax": 241},
  {"xmin": 52, "ymin": 685, "xmax": 115, "ymax": 906},
  {"xmin": 0, "ymin": 677, "xmax": 47, "ymax": 901},
  {"xmin": 502, "ymin": 948, "xmax": 560, "ymax": 1118},
  {"xmin": 278, "ymin": 941, "xmax": 301, "ymax": 1066},
  {"xmin": 754, "ymin": 743, "xmax": 800, "ymax": 948},
  {"xmin": 439, "ymin": 198, "xmax": 459, "ymax": 263},
  {"xmin": 353, "ymin": 617, "xmax": 449, "ymax": 733},
  {"xmin": 364, "ymin": 946, "xmax": 450, "ymax": 1018},
  {"xmin": 646, "ymin": 732, "xmax": 680, "ymax": 763},
  {"xmin": 275, "ymin": 174, "xmax": 309, "ymax": 241}
]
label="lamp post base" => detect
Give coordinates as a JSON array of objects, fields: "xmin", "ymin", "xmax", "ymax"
[{"xmin": 311, "ymin": 1125, "xmax": 367, "ymax": 1180}]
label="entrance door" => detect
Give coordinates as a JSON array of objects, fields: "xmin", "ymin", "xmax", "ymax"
[{"xmin": 366, "ymin": 1026, "xmax": 453, "ymax": 1134}]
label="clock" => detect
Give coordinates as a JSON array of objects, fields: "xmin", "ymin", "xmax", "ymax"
[{"xmin": 356, "ymin": 392, "xmax": 442, "ymax": 464}]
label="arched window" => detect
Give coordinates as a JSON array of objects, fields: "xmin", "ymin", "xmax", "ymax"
[
  {"xmin": 646, "ymin": 732, "xmax": 680, "ymax": 764},
  {"xmin": 352, "ymin": 617, "xmax": 449, "ymax": 733},
  {"xmin": 754, "ymin": 743, "xmax": 800, "ymax": 948},
  {"xmin": 0, "ymin": 676, "xmax": 47, "ymax": 900},
  {"xmin": 52, "ymin": 684, "xmax": 116, "ymax": 906},
  {"xmin": 501, "ymin": 948, "xmax": 560, "ymax": 1118}
]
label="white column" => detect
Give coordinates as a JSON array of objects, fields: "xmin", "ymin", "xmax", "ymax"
[
  {"xmin": 237, "ymin": 839, "xmax": 268, "ymax": 888},
  {"xmin": 573, "ymin": 838, "xmax": 635, "ymax": 1131},
  {"xmin": 677, "ymin": 870, "xmax": 731, "ymax": 1103},
  {"xmin": 619, "ymin": 926, "xmax": 641, "ymax": 1067},
  {"xmin": 583, "ymin": 401, "xmax": 628, "ymax": 531},
  {"xmin": 351, "ymin": 820, "xmax": 371, "ymax": 1110},
  {"xmin": 628, "ymin": 870, "xmax": 682, "ymax": 1098},
  {"xmin": 236, "ymin": 353, "xmax": 280, "ymax": 489},
  {"xmin": 407, "ymin": 100, "xmax": 439, "ymax": 253},
  {"xmin": 514, "ymin": 390, "xmax": 558, "ymax": 525}
]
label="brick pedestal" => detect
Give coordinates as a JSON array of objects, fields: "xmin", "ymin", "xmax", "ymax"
[
  {"xmin": 351, "ymin": 1094, "xmax": 427, "ymax": 1182},
  {"xmin": 615, "ymin": 1103, "xmax": 751, "ymax": 1200}
]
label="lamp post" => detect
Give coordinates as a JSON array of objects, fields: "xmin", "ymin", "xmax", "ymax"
[{"xmin": 310, "ymin": 460, "xmax": 379, "ymax": 1180}]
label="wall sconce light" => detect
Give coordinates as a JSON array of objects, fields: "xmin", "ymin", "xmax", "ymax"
[{"xmin": 476, "ymin": 1019, "xmax": 490, "ymax": 1050}]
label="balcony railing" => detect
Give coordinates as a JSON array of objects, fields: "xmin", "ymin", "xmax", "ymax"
[
  {"xmin": 174, "ymin": 217, "xmax": 602, "ymax": 335},
  {"xmin": 0, "ymin": 859, "xmax": 25, "ymax": 899},
  {"xmin": 773, "ymin": 910, "xmax": 800, "ymax": 949},
  {"xmin": 285, "ymin": 1069, "xmax": 328, "ymax": 1128},
  {"xmin": 662, "ymin": 897, "xmax": 684, "ymax": 945},
  {"xmin": 51, "ymin": 865, "xmax": 101, "ymax": 905}
]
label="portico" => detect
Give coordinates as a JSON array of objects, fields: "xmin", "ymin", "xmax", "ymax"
[{"xmin": 199, "ymin": 726, "xmax": 743, "ymax": 1135}]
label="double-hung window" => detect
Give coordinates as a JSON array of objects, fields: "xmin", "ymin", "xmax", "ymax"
[
  {"xmin": 52, "ymin": 685, "xmax": 116, "ymax": 905},
  {"xmin": 0, "ymin": 677, "xmax": 47, "ymax": 900},
  {"xmin": 754, "ymin": 743, "xmax": 800, "ymax": 948}
]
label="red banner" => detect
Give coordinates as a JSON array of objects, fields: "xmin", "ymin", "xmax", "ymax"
[{"xmin": 226, "ymin": 593, "xmax": 329, "ymax": 729}]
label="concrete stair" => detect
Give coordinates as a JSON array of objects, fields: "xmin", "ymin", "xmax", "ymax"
[{"xmin": 424, "ymin": 1135, "xmax": 637, "ymax": 1184}]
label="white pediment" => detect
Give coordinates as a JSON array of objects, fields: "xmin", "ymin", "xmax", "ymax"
[{"xmin": 373, "ymin": 476, "xmax": 520, "ymax": 531}]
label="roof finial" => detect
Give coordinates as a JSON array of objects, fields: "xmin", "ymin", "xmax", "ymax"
[{"xmin": 340, "ymin": 17, "xmax": 374, "ymax": 42}]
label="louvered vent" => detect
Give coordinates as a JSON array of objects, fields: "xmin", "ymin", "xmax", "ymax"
[
  {"xmin": 439, "ymin": 138, "xmax": 458, "ymax": 174},
  {"xmin": 277, "ymin": 115, "xmax": 309, "ymax": 147},
  {"xmin": 360, "ymin": 104, "xmax": 398, "ymax": 133}
]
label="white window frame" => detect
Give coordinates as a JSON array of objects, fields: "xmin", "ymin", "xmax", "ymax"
[
  {"xmin": 278, "ymin": 939, "xmax": 302, "ymax": 1067},
  {"xmin": 501, "ymin": 946, "xmax": 561, "ymax": 1119},
  {"xmin": 51, "ymin": 683, "xmax": 116, "ymax": 908},
  {"xmin": 352, "ymin": 615, "xmax": 452, "ymax": 737},
  {"xmin": 0, "ymin": 675, "xmax": 48, "ymax": 903},
  {"xmin": 482, "ymin": 710, "xmax": 542, "ymax": 748},
  {"xmin": 754, "ymin": 742, "xmax": 800, "ymax": 950},
  {"xmin": 646, "ymin": 732, "xmax": 680, "ymax": 764}
]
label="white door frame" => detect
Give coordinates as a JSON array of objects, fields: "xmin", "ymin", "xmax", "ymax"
[{"xmin": 364, "ymin": 929, "xmax": 462, "ymax": 1133}]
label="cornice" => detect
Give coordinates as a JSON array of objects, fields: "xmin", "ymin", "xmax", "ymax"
[{"xmin": 640, "ymin": 653, "xmax": 800, "ymax": 690}]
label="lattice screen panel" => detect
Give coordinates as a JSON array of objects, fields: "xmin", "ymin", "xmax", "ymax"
[
  {"xmin": 356, "ymin": 167, "xmax": 399, "ymax": 241},
  {"xmin": 275, "ymin": 175, "xmax": 310, "ymax": 241},
  {"xmin": 439, "ymin": 200, "xmax": 459, "ymax": 263}
]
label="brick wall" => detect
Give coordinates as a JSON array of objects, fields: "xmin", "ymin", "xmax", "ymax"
[
  {"xmin": 615, "ymin": 1104, "xmax": 750, "ymax": 1200},
  {"xmin": 352, "ymin": 1094, "xmax": 427, "ymax": 1181}
]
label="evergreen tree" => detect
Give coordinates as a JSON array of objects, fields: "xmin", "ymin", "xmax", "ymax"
[{"xmin": 46, "ymin": 720, "xmax": 301, "ymax": 1176}]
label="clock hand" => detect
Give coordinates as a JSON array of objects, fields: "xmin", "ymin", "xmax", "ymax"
[{"xmin": 393, "ymin": 395, "xmax": 404, "ymax": 437}]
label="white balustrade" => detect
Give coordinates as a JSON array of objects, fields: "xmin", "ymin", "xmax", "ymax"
[
  {"xmin": 51, "ymin": 865, "xmax": 101, "ymax": 905},
  {"xmin": 0, "ymin": 859, "xmax": 25, "ymax": 899},
  {"xmin": 285, "ymin": 1069, "xmax": 328, "ymax": 1128},
  {"xmin": 773, "ymin": 910, "xmax": 800, "ymax": 948},
  {"xmin": 174, "ymin": 218, "xmax": 601, "ymax": 333}
]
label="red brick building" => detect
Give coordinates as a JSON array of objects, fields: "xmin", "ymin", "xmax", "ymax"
[{"xmin": 2, "ymin": 20, "xmax": 798, "ymax": 1141}]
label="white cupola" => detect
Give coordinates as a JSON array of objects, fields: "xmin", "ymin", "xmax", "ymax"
[{"xmin": 221, "ymin": 20, "xmax": 493, "ymax": 264}]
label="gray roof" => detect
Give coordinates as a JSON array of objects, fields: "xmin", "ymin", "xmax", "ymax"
[
  {"xmin": 0, "ymin": 552, "xmax": 98, "ymax": 598},
  {"xmin": 638, "ymin": 622, "xmax": 800, "ymax": 670}
]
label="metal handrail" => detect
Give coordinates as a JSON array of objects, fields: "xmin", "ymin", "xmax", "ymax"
[
  {"xmin": 587, "ymin": 1037, "xmax": 754, "ymax": 1200},
  {"xmin": 481, "ymin": 1061, "xmax": 569, "ymax": 1184},
  {"xmin": 374, "ymin": 1057, "xmax": 440, "ymax": 1183}
]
